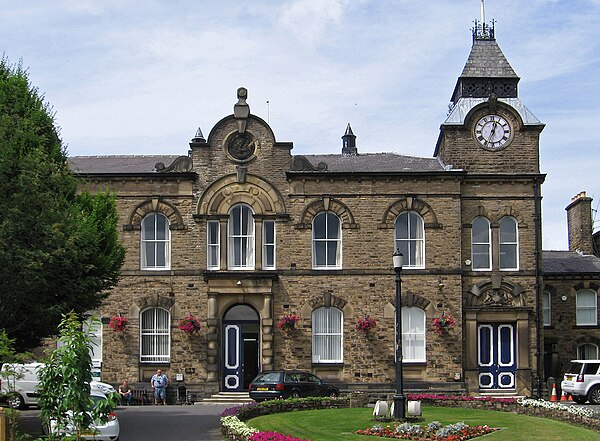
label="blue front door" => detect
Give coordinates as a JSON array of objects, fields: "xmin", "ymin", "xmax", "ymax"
[
  {"xmin": 478, "ymin": 323, "xmax": 516, "ymax": 389},
  {"xmin": 223, "ymin": 323, "xmax": 243, "ymax": 391}
]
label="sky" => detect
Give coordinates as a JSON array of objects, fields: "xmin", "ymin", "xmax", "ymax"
[{"xmin": 2, "ymin": 0, "xmax": 599, "ymax": 250}]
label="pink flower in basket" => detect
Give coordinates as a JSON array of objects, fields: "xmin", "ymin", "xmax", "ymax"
[
  {"xmin": 109, "ymin": 315, "xmax": 128, "ymax": 332},
  {"xmin": 278, "ymin": 313, "xmax": 300, "ymax": 335},
  {"xmin": 178, "ymin": 315, "xmax": 202, "ymax": 334},
  {"xmin": 433, "ymin": 312, "xmax": 455, "ymax": 335},
  {"xmin": 356, "ymin": 315, "xmax": 377, "ymax": 332}
]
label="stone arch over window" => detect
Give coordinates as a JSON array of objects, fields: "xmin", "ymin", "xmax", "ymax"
[
  {"xmin": 467, "ymin": 279, "xmax": 526, "ymax": 307},
  {"xmin": 130, "ymin": 293, "xmax": 176, "ymax": 317},
  {"xmin": 383, "ymin": 292, "xmax": 433, "ymax": 319},
  {"xmin": 380, "ymin": 196, "xmax": 440, "ymax": 229},
  {"xmin": 125, "ymin": 198, "xmax": 184, "ymax": 230},
  {"xmin": 296, "ymin": 196, "xmax": 357, "ymax": 229},
  {"xmin": 197, "ymin": 174, "xmax": 286, "ymax": 216},
  {"xmin": 300, "ymin": 292, "xmax": 352, "ymax": 318},
  {"xmin": 464, "ymin": 205, "xmax": 526, "ymax": 227}
]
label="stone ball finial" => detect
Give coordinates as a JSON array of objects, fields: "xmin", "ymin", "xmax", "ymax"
[{"xmin": 237, "ymin": 87, "xmax": 248, "ymax": 101}]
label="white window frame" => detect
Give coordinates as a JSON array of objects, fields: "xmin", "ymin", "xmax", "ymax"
[
  {"xmin": 141, "ymin": 213, "xmax": 171, "ymax": 270},
  {"xmin": 472, "ymin": 217, "xmax": 491, "ymax": 271},
  {"xmin": 395, "ymin": 307, "xmax": 426, "ymax": 363},
  {"xmin": 140, "ymin": 307, "xmax": 171, "ymax": 363},
  {"xmin": 499, "ymin": 216, "xmax": 519, "ymax": 270},
  {"xmin": 228, "ymin": 204, "xmax": 255, "ymax": 270},
  {"xmin": 83, "ymin": 316, "xmax": 102, "ymax": 364},
  {"xmin": 262, "ymin": 220, "xmax": 276, "ymax": 270},
  {"xmin": 394, "ymin": 211, "xmax": 425, "ymax": 269},
  {"xmin": 312, "ymin": 212, "xmax": 342, "ymax": 269},
  {"xmin": 312, "ymin": 307, "xmax": 343, "ymax": 363},
  {"xmin": 576, "ymin": 289, "xmax": 598, "ymax": 326},
  {"xmin": 207, "ymin": 220, "xmax": 220, "ymax": 270},
  {"xmin": 578, "ymin": 343, "xmax": 599, "ymax": 360},
  {"xmin": 542, "ymin": 291, "xmax": 551, "ymax": 327}
]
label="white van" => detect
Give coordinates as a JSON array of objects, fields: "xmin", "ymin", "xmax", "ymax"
[{"xmin": 0, "ymin": 362, "xmax": 115, "ymax": 409}]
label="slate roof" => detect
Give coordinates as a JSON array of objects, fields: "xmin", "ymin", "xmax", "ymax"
[
  {"xmin": 543, "ymin": 251, "xmax": 600, "ymax": 274},
  {"xmin": 460, "ymin": 39, "xmax": 518, "ymax": 79},
  {"xmin": 68, "ymin": 155, "xmax": 181, "ymax": 174},
  {"xmin": 291, "ymin": 153, "xmax": 447, "ymax": 173}
]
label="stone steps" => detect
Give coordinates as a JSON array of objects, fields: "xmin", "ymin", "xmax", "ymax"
[{"xmin": 199, "ymin": 392, "xmax": 254, "ymax": 405}]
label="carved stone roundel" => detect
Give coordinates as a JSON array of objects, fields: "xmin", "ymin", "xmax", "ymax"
[{"xmin": 228, "ymin": 133, "xmax": 255, "ymax": 161}]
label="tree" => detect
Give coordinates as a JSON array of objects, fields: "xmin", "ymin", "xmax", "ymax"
[
  {"xmin": 38, "ymin": 312, "xmax": 117, "ymax": 440},
  {"xmin": 0, "ymin": 57, "xmax": 125, "ymax": 351}
]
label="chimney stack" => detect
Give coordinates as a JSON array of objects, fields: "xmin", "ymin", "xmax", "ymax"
[{"xmin": 566, "ymin": 191, "xmax": 593, "ymax": 254}]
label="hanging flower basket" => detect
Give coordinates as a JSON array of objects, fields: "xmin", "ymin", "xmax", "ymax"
[
  {"xmin": 109, "ymin": 315, "xmax": 128, "ymax": 333},
  {"xmin": 433, "ymin": 312, "xmax": 455, "ymax": 335},
  {"xmin": 178, "ymin": 315, "xmax": 202, "ymax": 334},
  {"xmin": 278, "ymin": 313, "xmax": 300, "ymax": 336},
  {"xmin": 356, "ymin": 315, "xmax": 377, "ymax": 332}
]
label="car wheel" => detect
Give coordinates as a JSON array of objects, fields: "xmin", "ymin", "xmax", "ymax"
[
  {"xmin": 572, "ymin": 395, "xmax": 587, "ymax": 404},
  {"xmin": 588, "ymin": 386, "xmax": 600, "ymax": 405},
  {"xmin": 7, "ymin": 393, "xmax": 24, "ymax": 409},
  {"xmin": 291, "ymin": 390, "xmax": 300, "ymax": 399},
  {"xmin": 329, "ymin": 389, "xmax": 339, "ymax": 398}
]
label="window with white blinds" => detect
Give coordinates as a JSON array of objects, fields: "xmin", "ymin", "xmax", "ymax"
[
  {"xmin": 395, "ymin": 212, "xmax": 425, "ymax": 268},
  {"xmin": 401, "ymin": 307, "xmax": 426, "ymax": 362},
  {"xmin": 83, "ymin": 317, "xmax": 102, "ymax": 363},
  {"xmin": 312, "ymin": 307, "xmax": 343, "ymax": 363},
  {"xmin": 140, "ymin": 308, "xmax": 170, "ymax": 363}
]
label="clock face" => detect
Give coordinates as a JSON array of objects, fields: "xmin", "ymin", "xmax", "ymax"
[{"xmin": 474, "ymin": 114, "xmax": 512, "ymax": 150}]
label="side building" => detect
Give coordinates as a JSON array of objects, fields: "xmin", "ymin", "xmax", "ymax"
[{"xmin": 68, "ymin": 21, "xmax": 565, "ymax": 399}]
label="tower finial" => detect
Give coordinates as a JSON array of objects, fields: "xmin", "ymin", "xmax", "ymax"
[{"xmin": 480, "ymin": 0, "xmax": 485, "ymax": 25}]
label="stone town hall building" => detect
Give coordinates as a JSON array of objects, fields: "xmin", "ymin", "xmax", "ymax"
[{"xmin": 68, "ymin": 22, "xmax": 600, "ymax": 399}]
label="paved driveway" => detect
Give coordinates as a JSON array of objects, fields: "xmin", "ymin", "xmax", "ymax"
[{"xmin": 17, "ymin": 403, "xmax": 232, "ymax": 441}]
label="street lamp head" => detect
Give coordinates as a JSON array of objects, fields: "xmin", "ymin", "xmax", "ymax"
[{"xmin": 393, "ymin": 250, "xmax": 403, "ymax": 271}]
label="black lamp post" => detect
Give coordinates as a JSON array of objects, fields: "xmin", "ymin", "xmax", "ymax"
[{"xmin": 393, "ymin": 250, "xmax": 406, "ymax": 420}]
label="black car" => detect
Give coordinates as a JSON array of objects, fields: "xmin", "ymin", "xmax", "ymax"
[{"xmin": 249, "ymin": 370, "xmax": 340, "ymax": 402}]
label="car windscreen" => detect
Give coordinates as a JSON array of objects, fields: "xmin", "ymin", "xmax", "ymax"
[
  {"xmin": 254, "ymin": 372, "xmax": 280, "ymax": 383},
  {"xmin": 567, "ymin": 362, "xmax": 584, "ymax": 374}
]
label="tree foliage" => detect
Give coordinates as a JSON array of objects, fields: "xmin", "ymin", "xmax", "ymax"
[
  {"xmin": 38, "ymin": 312, "xmax": 118, "ymax": 440},
  {"xmin": 0, "ymin": 57, "xmax": 125, "ymax": 351}
]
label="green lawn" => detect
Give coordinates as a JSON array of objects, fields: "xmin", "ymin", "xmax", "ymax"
[{"xmin": 248, "ymin": 406, "xmax": 600, "ymax": 441}]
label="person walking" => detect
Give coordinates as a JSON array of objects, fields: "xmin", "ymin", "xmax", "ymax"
[{"xmin": 150, "ymin": 369, "xmax": 169, "ymax": 405}]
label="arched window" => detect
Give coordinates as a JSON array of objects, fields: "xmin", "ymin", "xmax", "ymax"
[
  {"xmin": 312, "ymin": 307, "xmax": 343, "ymax": 363},
  {"xmin": 312, "ymin": 212, "xmax": 342, "ymax": 269},
  {"xmin": 395, "ymin": 212, "xmax": 425, "ymax": 268},
  {"xmin": 472, "ymin": 217, "xmax": 491, "ymax": 271},
  {"xmin": 141, "ymin": 213, "xmax": 170, "ymax": 270},
  {"xmin": 499, "ymin": 217, "xmax": 519, "ymax": 270},
  {"xmin": 228, "ymin": 204, "xmax": 255, "ymax": 269},
  {"xmin": 83, "ymin": 315, "xmax": 102, "ymax": 372},
  {"xmin": 576, "ymin": 289, "xmax": 597, "ymax": 326},
  {"xmin": 399, "ymin": 307, "xmax": 426, "ymax": 362},
  {"xmin": 140, "ymin": 308, "xmax": 170, "ymax": 363},
  {"xmin": 578, "ymin": 344, "xmax": 599, "ymax": 360}
]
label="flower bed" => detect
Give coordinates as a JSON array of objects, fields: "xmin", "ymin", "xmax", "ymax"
[{"xmin": 357, "ymin": 421, "xmax": 498, "ymax": 440}]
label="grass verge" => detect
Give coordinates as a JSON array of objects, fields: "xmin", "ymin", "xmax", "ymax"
[{"xmin": 248, "ymin": 406, "xmax": 600, "ymax": 441}]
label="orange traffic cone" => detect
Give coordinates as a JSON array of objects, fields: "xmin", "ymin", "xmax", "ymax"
[
  {"xmin": 560, "ymin": 390, "xmax": 568, "ymax": 401},
  {"xmin": 550, "ymin": 383, "xmax": 558, "ymax": 401}
]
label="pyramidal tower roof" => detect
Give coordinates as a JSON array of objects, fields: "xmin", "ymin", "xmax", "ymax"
[{"xmin": 450, "ymin": 20, "xmax": 520, "ymax": 104}]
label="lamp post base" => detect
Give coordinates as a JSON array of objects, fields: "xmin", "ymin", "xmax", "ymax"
[{"xmin": 393, "ymin": 394, "xmax": 406, "ymax": 420}]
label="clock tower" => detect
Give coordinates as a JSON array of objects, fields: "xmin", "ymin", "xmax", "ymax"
[{"xmin": 434, "ymin": 20, "xmax": 545, "ymax": 173}]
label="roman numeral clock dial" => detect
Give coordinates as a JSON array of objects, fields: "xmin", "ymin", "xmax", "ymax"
[{"xmin": 474, "ymin": 114, "xmax": 512, "ymax": 150}]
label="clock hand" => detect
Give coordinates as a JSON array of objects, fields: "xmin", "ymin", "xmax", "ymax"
[{"xmin": 487, "ymin": 122, "xmax": 498, "ymax": 143}]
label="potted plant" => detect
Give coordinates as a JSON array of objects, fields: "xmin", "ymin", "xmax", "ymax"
[
  {"xmin": 109, "ymin": 315, "xmax": 128, "ymax": 333},
  {"xmin": 433, "ymin": 312, "xmax": 455, "ymax": 335},
  {"xmin": 356, "ymin": 315, "xmax": 377, "ymax": 332},
  {"xmin": 278, "ymin": 312, "xmax": 300, "ymax": 336},
  {"xmin": 178, "ymin": 314, "xmax": 202, "ymax": 334}
]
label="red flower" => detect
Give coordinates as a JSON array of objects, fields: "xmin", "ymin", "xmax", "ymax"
[
  {"xmin": 356, "ymin": 315, "xmax": 377, "ymax": 332},
  {"xmin": 109, "ymin": 315, "xmax": 128, "ymax": 332},
  {"xmin": 178, "ymin": 315, "xmax": 202, "ymax": 334}
]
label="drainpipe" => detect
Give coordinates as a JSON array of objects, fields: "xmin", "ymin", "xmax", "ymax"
[{"xmin": 533, "ymin": 177, "xmax": 543, "ymax": 398}]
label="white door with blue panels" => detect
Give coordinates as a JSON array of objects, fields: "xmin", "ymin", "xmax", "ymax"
[
  {"xmin": 478, "ymin": 323, "xmax": 516, "ymax": 389},
  {"xmin": 222, "ymin": 305, "xmax": 260, "ymax": 392}
]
